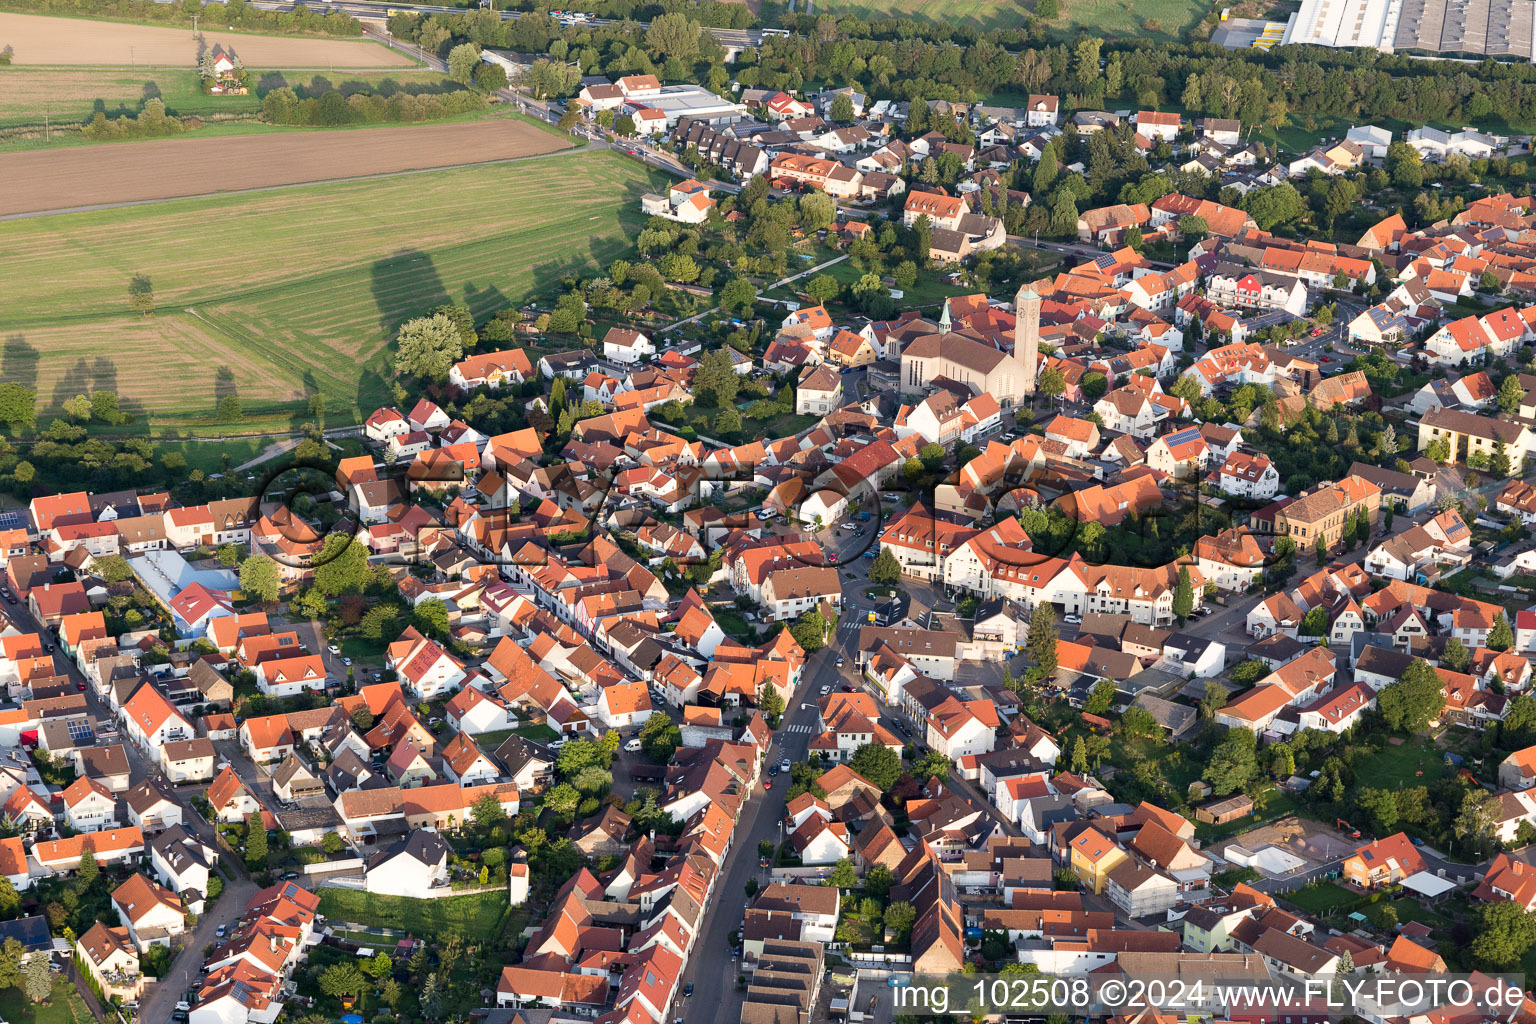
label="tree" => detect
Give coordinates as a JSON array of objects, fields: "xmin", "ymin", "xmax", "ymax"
[
  {"xmin": 23, "ymin": 951, "xmax": 48, "ymax": 1003},
  {"xmin": 544, "ymin": 783, "xmax": 581, "ymax": 820},
  {"xmin": 1036, "ymin": 366, "xmax": 1066, "ymax": 402},
  {"xmin": 77, "ymin": 848, "xmax": 97, "ymax": 888},
  {"xmin": 319, "ymin": 960, "xmax": 367, "ymax": 998},
  {"xmin": 789, "ymin": 610, "xmax": 827, "ymax": 653},
  {"xmin": 470, "ymin": 793, "xmax": 506, "ymax": 830},
  {"xmin": 0, "ymin": 384, "xmax": 35, "ymax": 432},
  {"xmin": 869, "ymin": 548, "xmax": 902, "ymax": 586},
  {"xmin": 1490, "ymin": 611, "xmax": 1515, "ymax": 652},
  {"xmin": 93, "ymin": 555, "xmax": 134, "ymax": 584},
  {"xmin": 1200, "ymin": 679, "xmax": 1229, "ymax": 720},
  {"xmin": 216, "ymin": 395, "xmax": 243, "ymax": 423},
  {"xmin": 1377, "ymin": 658, "xmax": 1445, "ymax": 733},
  {"xmin": 311, "ymin": 535, "xmax": 372, "ymax": 596},
  {"xmin": 474, "ymin": 61, "xmax": 508, "ymax": 93},
  {"xmin": 759, "ymin": 680, "xmax": 786, "ymax": 719},
  {"xmin": 720, "ymin": 278, "xmax": 757, "ymax": 316},
  {"xmin": 1357, "ymin": 787, "xmax": 1399, "ymax": 834},
  {"xmin": 128, "ymin": 273, "xmax": 155, "ymax": 316},
  {"xmin": 1083, "ymin": 678, "xmax": 1116, "ymax": 715},
  {"xmin": 1501, "ymin": 374, "xmax": 1526, "ymax": 414},
  {"xmin": 0, "ymin": 878, "xmax": 19, "ymax": 920},
  {"xmin": 827, "ymin": 858, "xmax": 857, "ymax": 889},
  {"xmin": 322, "ymin": 831, "xmax": 346, "ymax": 856},
  {"xmin": 1033, "ymin": 146, "xmax": 1058, "ymax": 196},
  {"xmin": 412, "ymin": 598, "xmax": 451, "ymax": 641},
  {"xmin": 239, "ymin": 555, "xmax": 280, "ymax": 604},
  {"xmin": 1442, "ymin": 637, "xmax": 1471, "ymax": 673},
  {"xmin": 884, "ymin": 900, "xmax": 917, "ymax": 936},
  {"xmin": 1455, "ymin": 788, "xmax": 1501, "ymax": 857},
  {"xmin": 1386, "ymin": 141, "xmax": 1424, "ymax": 189},
  {"xmin": 364, "ymin": 950, "xmax": 393, "ymax": 981},
  {"xmin": 1121, "ymin": 706, "xmax": 1159, "ymax": 740},
  {"xmin": 1207, "ymin": 727, "xmax": 1258, "ymax": 796},
  {"xmin": 1472, "ymin": 899, "xmax": 1536, "ymax": 967},
  {"xmin": 805, "ymin": 274, "xmax": 840, "ymax": 304},
  {"xmin": 640, "ymin": 711, "xmax": 681, "ymax": 761},
  {"xmin": 1314, "ymin": 534, "xmax": 1328, "ymax": 564},
  {"xmin": 893, "ymin": 261, "xmax": 918, "ymax": 290},
  {"xmin": 849, "ymin": 743, "xmax": 902, "ymax": 790},
  {"xmin": 393, "ymin": 313, "xmax": 465, "ymax": 381},
  {"xmin": 693, "ymin": 349, "xmax": 739, "ymax": 407},
  {"xmin": 713, "ymin": 406, "xmax": 741, "ymax": 435},
  {"xmin": 911, "ymin": 750, "xmax": 953, "ymax": 782},
  {"xmin": 244, "ymin": 811, "xmax": 267, "ymax": 868},
  {"xmin": 1172, "ymin": 566, "xmax": 1194, "ymax": 621},
  {"xmin": 1026, "ymin": 602, "xmax": 1058, "ymax": 681},
  {"xmin": 827, "ymin": 92, "xmax": 857, "ymax": 123},
  {"xmin": 447, "ymin": 42, "xmax": 481, "ymax": 85},
  {"xmin": 645, "ymin": 11, "xmax": 702, "ymax": 63}
]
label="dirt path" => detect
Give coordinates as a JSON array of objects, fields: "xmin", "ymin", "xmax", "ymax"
[{"xmin": 0, "ymin": 117, "xmax": 574, "ymax": 215}]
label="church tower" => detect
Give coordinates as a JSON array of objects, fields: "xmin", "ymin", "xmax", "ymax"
[{"xmin": 1014, "ymin": 284, "xmax": 1041, "ymax": 396}]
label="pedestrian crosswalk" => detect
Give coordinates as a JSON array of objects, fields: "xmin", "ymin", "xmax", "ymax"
[{"xmin": 782, "ymin": 723, "xmax": 816, "ymax": 735}]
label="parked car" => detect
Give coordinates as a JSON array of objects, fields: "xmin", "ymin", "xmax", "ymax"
[
  {"xmin": 779, "ymin": 758, "xmax": 791, "ymax": 773},
  {"xmin": 327, "ymin": 644, "xmax": 340, "ymax": 655},
  {"xmin": 216, "ymin": 925, "xmax": 226, "ymax": 938},
  {"xmin": 624, "ymin": 738, "xmax": 643, "ymax": 752},
  {"xmin": 1063, "ymin": 614, "xmax": 1081, "ymax": 625},
  {"xmin": 819, "ymin": 685, "xmax": 831, "ymax": 696}
]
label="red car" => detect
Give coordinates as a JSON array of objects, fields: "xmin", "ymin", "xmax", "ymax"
[
  {"xmin": 828, "ymin": 553, "xmax": 839, "ymax": 564},
  {"xmin": 1320, "ymin": 356, "xmax": 1333, "ymax": 363},
  {"xmin": 763, "ymin": 780, "xmax": 773, "ymax": 790},
  {"xmin": 1311, "ymin": 327, "xmax": 1326, "ymax": 337}
]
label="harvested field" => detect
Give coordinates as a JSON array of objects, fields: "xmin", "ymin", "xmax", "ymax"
[
  {"xmin": 0, "ymin": 117, "xmax": 570, "ymax": 215},
  {"xmin": 0, "ymin": 150, "xmax": 655, "ymax": 435},
  {"xmin": 0, "ymin": 12, "xmax": 416, "ymax": 67}
]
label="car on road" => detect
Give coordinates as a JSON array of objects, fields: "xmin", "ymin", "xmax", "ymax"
[
  {"xmin": 328, "ymin": 644, "xmax": 340, "ymax": 655},
  {"xmin": 763, "ymin": 779, "xmax": 772, "ymax": 790},
  {"xmin": 836, "ymin": 658, "xmax": 844, "ymax": 667},
  {"xmin": 76, "ymin": 681, "xmax": 85, "ymax": 692},
  {"xmin": 282, "ymin": 872, "xmax": 299, "ymax": 880},
  {"xmin": 767, "ymin": 762, "xmax": 777, "ymax": 775},
  {"xmin": 1, "ymin": 588, "xmax": 14, "ymax": 604},
  {"xmin": 216, "ymin": 925, "xmax": 226, "ymax": 938},
  {"xmin": 779, "ymin": 758, "xmax": 791, "ymax": 773},
  {"xmin": 1320, "ymin": 356, "xmax": 1333, "ymax": 363},
  {"xmin": 1311, "ymin": 327, "xmax": 1325, "ymax": 337},
  {"xmin": 627, "ymin": 148, "xmax": 638, "ymax": 155},
  {"xmin": 624, "ymin": 738, "xmax": 643, "ymax": 752},
  {"xmin": 427, "ymin": 717, "xmax": 442, "ymax": 728},
  {"xmin": 828, "ymin": 553, "xmax": 839, "ymax": 564},
  {"xmin": 685, "ymin": 983, "xmax": 694, "ymax": 997},
  {"xmin": 819, "ymin": 685, "xmax": 831, "ymax": 696},
  {"xmin": 1063, "ymin": 614, "xmax": 1081, "ymax": 625},
  {"xmin": 342, "ymin": 657, "xmax": 352, "ymax": 666}
]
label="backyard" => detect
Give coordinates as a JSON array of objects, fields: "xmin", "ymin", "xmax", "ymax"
[
  {"xmin": 0, "ymin": 977, "xmax": 95, "ymax": 1024},
  {"xmin": 316, "ymin": 888, "xmax": 511, "ymax": 942}
]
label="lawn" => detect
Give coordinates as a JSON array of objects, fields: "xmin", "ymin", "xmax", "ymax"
[
  {"xmin": 820, "ymin": 0, "xmax": 1208, "ymax": 39},
  {"xmin": 0, "ymin": 977, "xmax": 95, "ymax": 1024},
  {"xmin": 316, "ymin": 887, "xmax": 509, "ymax": 941},
  {"xmin": 1282, "ymin": 881, "xmax": 1358, "ymax": 915},
  {"xmin": 1351, "ymin": 735, "xmax": 1448, "ymax": 790},
  {"xmin": 0, "ymin": 149, "xmax": 657, "ymax": 436}
]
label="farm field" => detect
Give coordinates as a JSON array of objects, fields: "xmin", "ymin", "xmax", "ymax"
[
  {"xmin": 0, "ymin": 115, "xmax": 570, "ymax": 214},
  {"xmin": 808, "ymin": 0, "xmax": 1204, "ymax": 38},
  {"xmin": 0, "ymin": 12, "xmax": 416, "ymax": 66},
  {"xmin": 0, "ymin": 67, "xmax": 464, "ymax": 128},
  {"xmin": 0, "ymin": 149, "xmax": 656, "ymax": 435}
]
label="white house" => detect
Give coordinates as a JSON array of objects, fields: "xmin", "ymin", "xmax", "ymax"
[
  {"xmin": 254, "ymin": 655, "xmax": 327, "ymax": 698},
  {"xmin": 365, "ymin": 830, "xmax": 449, "ymax": 899},
  {"xmin": 595, "ymin": 679, "xmax": 655, "ymax": 730},
  {"xmin": 112, "ymin": 873, "xmax": 186, "ymax": 951},
  {"xmin": 602, "ymin": 328, "xmax": 655, "ymax": 365},
  {"xmin": 62, "ymin": 776, "xmax": 118, "ymax": 833},
  {"xmin": 926, "ymin": 697, "xmax": 997, "ymax": 760},
  {"xmin": 150, "ymin": 825, "xmax": 216, "ymax": 916}
]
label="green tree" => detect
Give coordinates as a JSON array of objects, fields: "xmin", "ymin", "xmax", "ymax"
[
  {"xmin": 645, "ymin": 11, "xmax": 702, "ymax": 63},
  {"xmin": 322, "ymin": 831, "xmax": 346, "ymax": 856},
  {"xmin": 239, "ymin": 555, "xmax": 281, "ymax": 604},
  {"xmin": 830, "ymin": 93, "xmax": 855, "ymax": 123},
  {"xmin": 789, "ymin": 610, "xmax": 827, "ymax": 652},
  {"xmin": 1201, "ymin": 679, "xmax": 1229, "ymax": 720},
  {"xmin": 1490, "ymin": 611, "xmax": 1515, "ymax": 652},
  {"xmin": 848, "ymin": 743, "xmax": 902, "ymax": 789},
  {"xmin": 1033, "ymin": 146, "xmax": 1058, "ymax": 196},
  {"xmin": 544, "ymin": 782, "xmax": 581, "ymax": 819},
  {"xmin": 720, "ymin": 278, "xmax": 758, "ymax": 316},
  {"xmin": 470, "ymin": 793, "xmax": 506, "ymax": 829},
  {"xmin": 244, "ymin": 811, "xmax": 268, "ymax": 868},
  {"xmin": 918, "ymin": 443, "xmax": 946, "ymax": 472},
  {"xmin": 1377, "ymin": 658, "xmax": 1445, "ymax": 733},
  {"xmin": 693, "ymin": 349, "xmax": 740, "ymax": 407},
  {"xmin": 713, "ymin": 406, "xmax": 741, "ymax": 435},
  {"xmin": 1299, "ymin": 606, "xmax": 1329, "ymax": 637},
  {"xmin": 76, "ymin": 848, "xmax": 98, "ymax": 888},
  {"xmin": 759, "ymin": 680, "xmax": 786, "ymax": 719},
  {"xmin": 393, "ymin": 313, "xmax": 465, "ymax": 381},
  {"xmin": 1472, "ymin": 899, "xmax": 1536, "ymax": 967},
  {"xmin": 1036, "ymin": 366, "xmax": 1066, "ymax": 402},
  {"xmin": 1442, "ymin": 637, "xmax": 1471, "ymax": 673},
  {"xmin": 311, "ymin": 535, "xmax": 372, "ymax": 596},
  {"xmin": 0, "ymin": 384, "xmax": 36, "ymax": 432},
  {"xmin": 412, "ymin": 598, "xmax": 451, "ymax": 641},
  {"xmin": 216, "ymin": 395, "xmax": 243, "ymax": 423},
  {"xmin": 1455, "ymin": 788, "xmax": 1501, "ymax": 857},
  {"xmin": 364, "ymin": 950, "xmax": 393, "ymax": 980},
  {"xmin": 1172, "ymin": 566, "xmax": 1194, "ymax": 621},
  {"xmin": 128, "ymin": 273, "xmax": 155, "ymax": 316},
  {"xmin": 1357, "ymin": 787, "xmax": 1399, "ymax": 834},
  {"xmin": 1083, "ymin": 678, "xmax": 1116, "ymax": 715},
  {"xmin": 319, "ymin": 960, "xmax": 367, "ymax": 998},
  {"xmin": 826, "ymin": 858, "xmax": 857, "ymax": 889},
  {"xmin": 884, "ymin": 900, "xmax": 916, "ymax": 936},
  {"xmin": 1026, "ymin": 602, "xmax": 1058, "ymax": 681},
  {"xmin": 869, "ymin": 548, "xmax": 902, "ymax": 586},
  {"xmin": 1207, "ymin": 727, "xmax": 1258, "ymax": 796},
  {"xmin": 805, "ymin": 274, "xmax": 840, "ymax": 304},
  {"xmin": 1500, "ymin": 374, "xmax": 1525, "ymax": 414},
  {"xmin": 23, "ymin": 951, "xmax": 48, "ymax": 1003},
  {"xmin": 640, "ymin": 711, "xmax": 681, "ymax": 761},
  {"xmin": 447, "ymin": 42, "xmax": 482, "ymax": 85}
]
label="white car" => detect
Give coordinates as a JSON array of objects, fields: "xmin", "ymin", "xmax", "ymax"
[
  {"xmin": 624, "ymin": 738, "xmax": 643, "ymax": 752},
  {"xmin": 779, "ymin": 758, "xmax": 792, "ymax": 773},
  {"xmin": 1063, "ymin": 614, "xmax": 1081, "ymax": 625},
  {"xmin": 819, "ymin": 685, "xmax": 831, "ymax": 696},
  {"xmin": 327, "ymin": 644, "xmax": 340, "ymax": 655}
]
